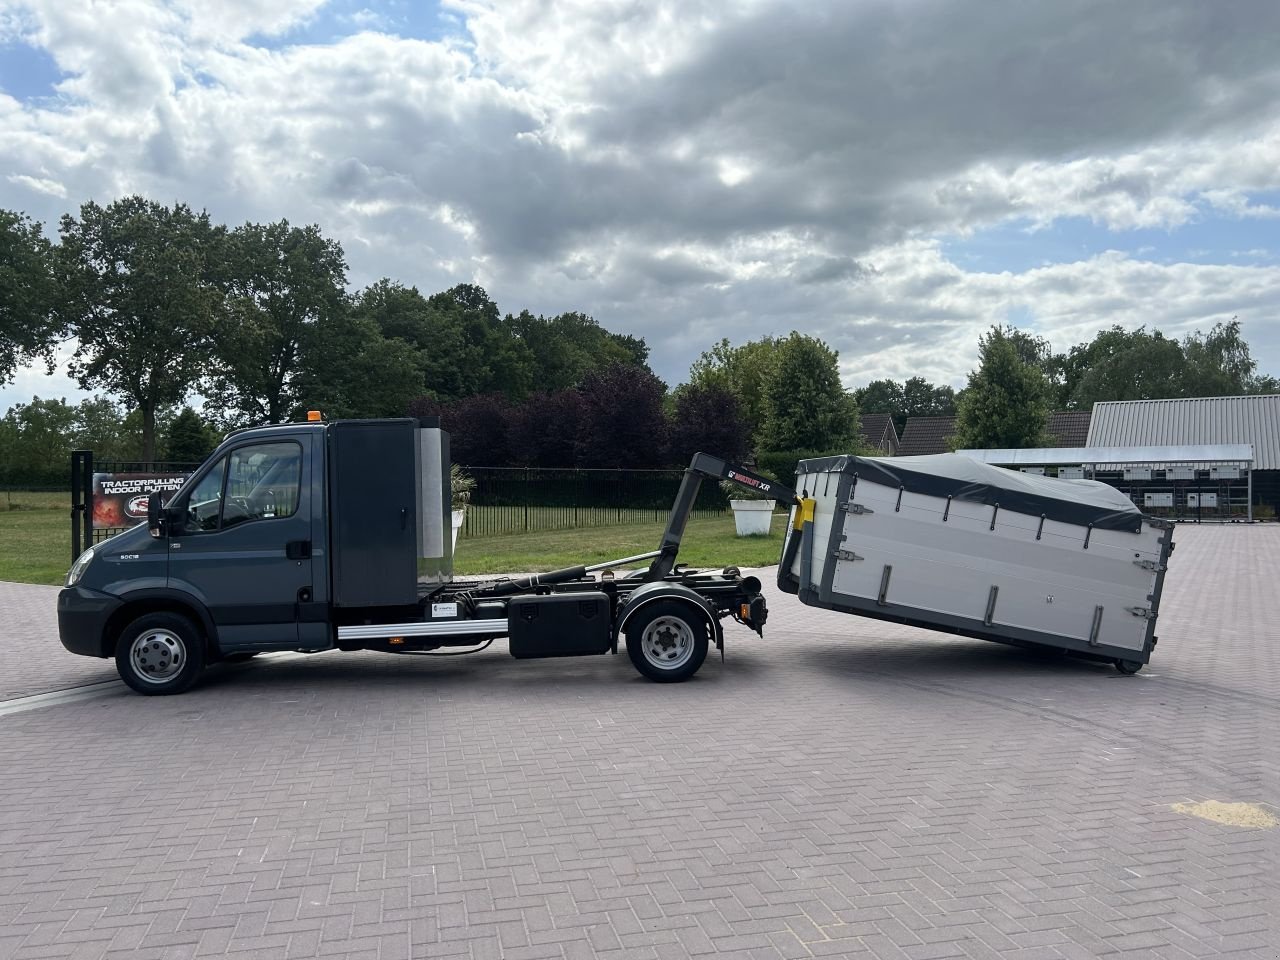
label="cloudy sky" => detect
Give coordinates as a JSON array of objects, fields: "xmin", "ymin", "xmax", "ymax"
[{"xmin": 2, "ymin": 0, "xmax": 1279, "ymax": 412}]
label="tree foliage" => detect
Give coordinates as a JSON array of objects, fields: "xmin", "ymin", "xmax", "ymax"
[
  {"xmin": 292, "ymin": 312, "xmax": 424, "ymax": 421},
  {"xmin": 0, "ymin": 396, "xmax": 77, "ymax": 486},
  {"xmin": 56, "ymin": 197, "xmax": 224, "ymax": 459},
  {"xmin": 164, "ymin": 407, "xmax": 218, "ymax": 463},
  {"xmin": 757, "ymin": 333, "xmax": 859, "ymax": 453},
  {"xmin": 505, "ymin": 390, "xmax": 584, "ymax": 467},
  {"xmin": 0, "ymin": 210, "xmax": 60, "ymax": 384},
  {"xmin": 856, "ymin": 376, "xmax": 957, "ymax": 433},
  {"xmin": 575, "ymin": 363, "xmax": 669, "ymax": 468},
  {"xmin": 952, "ymin": 326, "xmax": 1051, "ymax": 450},
  {"xmin": 667, "ymin": 382, "xmax": 750, "ymax": 465},
  {"xmin": 204, "ymin": 220, "xmax": 348, "ymax": 425},
  {"xmin": 1054, "ymin": 320, "xmax": 1266, "ymax": 409},
  {"xmin": 446, "ymin": 393, "xmax": 516, "ymax": 466},
  {"xmin": 687, "ymin": 337, "xmax": 779, "ymax": 445},
  {"xmin": 506, "ymin": 309, "xmax": 650, "ymax": 393}
]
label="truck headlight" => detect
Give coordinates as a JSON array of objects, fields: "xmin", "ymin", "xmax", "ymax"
[{"xmin": 66, "ymin": 545, "xmax": 95, "ymax": 587}]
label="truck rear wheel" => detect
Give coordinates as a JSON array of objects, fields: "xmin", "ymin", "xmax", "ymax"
[
  {"xmin": 115, "ymin": 612, "xmax": 205, "ymax": 695},
  {"xmin": 625, "ymin": 600, "xmax": 709, "ymax": 683}
]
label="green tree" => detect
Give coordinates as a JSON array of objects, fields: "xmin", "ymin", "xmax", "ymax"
[
  {"xmin": 57, "ymin": 197, "xmax": 224, "ymax": 459},
  {"xmin": 687, "ymin": 336, "xmax": 780, "ymax": 446},
  {"xmin": 575, "ymin": 363, "xmax": 669, "ymax": 468},
  {"xmin": 1067, "ymin": 326, "xmax": 1188, "ymax": 408},
  {"xmin": 204, "ymin": 220, "xmax": 347, "ymax": 425},
  {"xmin": 71, "ymin": 396, "xmax": 128, "ymax": 458},
  {"xmin": 757, "ymin": 333, "xmax": 859, "ymax": 452},
  {"xmin": 1181, "ymin": 319, "xmax": 1257, "ymax": 397},
  {"xmin": 355, "ymin": 281, "xmax": 533, "ymax": 402},
  {"xmin": 952, "ymin": 326, "xmax": 1051, "ymax": 450},
  {"xmin": 164, "ymin": 406, "xmax": 216, "ymax": 463},
  {"xmin": 0, "ymin": 396, "xmax": 77, "ymax": 486},
  {"xmin": 293, "ymin": 312, "xmax": 425, "ymax": 420},
  {"xmin": 1248, "ymin": 374, "xmax": 1280, "ymax": 395},
  {"xmin": 507, "ymin": 309, "xmax": 651, "ymax": 391},
  {"xmin": 426, "ymin": 284, "xmax": 533, "ymax": 400},
  {"xmin": 854, "ymin": 379, "xmax": 905, "ymax": 424},
  {"xmin": 0, "ymin": 210, "xmax": 60, "ymax": 384},
  {"xmin": 857, "ymin": 376, "xmax": 957, "ymax": 433},
  {"xmin": 668, "ymin": 382, "xmax": 750, "ymax": 465}
]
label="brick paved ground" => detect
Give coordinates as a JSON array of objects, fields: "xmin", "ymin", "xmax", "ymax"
[
  {"xmin": 0, "ymin": 580, "xmax": 116, "ymax": 700},
  {"xmin": 0, "ymin": 525, "xmax": 1277, "ymax": 959}
]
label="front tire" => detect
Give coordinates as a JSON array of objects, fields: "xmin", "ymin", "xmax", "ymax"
[
  {"xmin": 625, "ymin": 600, "xmax": 710, "ymax": 683},
  {"xmin": 115, "ymin": 612, "xmax": 205, "ymax": 695}
]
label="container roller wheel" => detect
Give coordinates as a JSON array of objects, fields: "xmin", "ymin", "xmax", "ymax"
[{"xmin": 1114, "ymin": 659, "xmax": 1143, "ymax": 675}]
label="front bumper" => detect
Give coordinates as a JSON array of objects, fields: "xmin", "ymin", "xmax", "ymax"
[{"xmin": 57, "ymin": 586, "xmax": 122, "ymax": 658}]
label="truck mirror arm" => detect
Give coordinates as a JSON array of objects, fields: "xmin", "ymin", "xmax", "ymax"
[{"xmin": 645, "ymin": 452, "xmax": 799, "ymax": 581}]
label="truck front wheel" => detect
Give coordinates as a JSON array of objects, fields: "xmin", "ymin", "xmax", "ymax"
[
  {"xmin": 625, "ymin": 600, "xmax": 709, "ymax": 683},
  {"xmin": 115, "ymin": 612, "xmax": 205, "ymax": 695}
]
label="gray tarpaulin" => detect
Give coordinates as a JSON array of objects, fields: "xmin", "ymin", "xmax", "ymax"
[{"xmin": 796, "ymin": 452, "xmax": 1144, "ymax": 533}]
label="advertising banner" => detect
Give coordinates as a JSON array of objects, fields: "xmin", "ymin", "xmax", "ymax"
[{"xmin": 91, "ymin": 473, "xmax": 190, "ymax": 529}]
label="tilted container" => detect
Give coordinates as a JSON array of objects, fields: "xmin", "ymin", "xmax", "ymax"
[{"xmin": 778, "ymin": 454, "xmax": 1174, "ymax": 671}]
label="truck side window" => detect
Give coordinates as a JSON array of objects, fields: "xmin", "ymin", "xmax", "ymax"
[
  {"xmin": 185, "ymin": 457, "xmax": 228, "ymax": 532},
  {"xmin": 221, "ymin": 442, "xmax": 302, "ymax": 530}
]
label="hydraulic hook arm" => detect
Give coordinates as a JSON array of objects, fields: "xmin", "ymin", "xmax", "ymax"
[{"xmin": 646, "ymin": 453, "xmax": 799, "ymax": 580}]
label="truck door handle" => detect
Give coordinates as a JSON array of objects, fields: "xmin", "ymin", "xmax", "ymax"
[
  {"xmin": 400, "ymin": 508, "xmax": 407, "ymax": 530},
  {"xmin": 286, "ymin": 540, "xmax": 312, "ymax": 560}
]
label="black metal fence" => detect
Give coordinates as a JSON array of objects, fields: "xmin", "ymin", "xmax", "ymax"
[
  {"xmin": 68, "ymin": 454, "xmax": 729, "ymax": 557},
  {"xmin": 458, "ymin": 466, "xmax": 728, "ymax": 538},
  {"xmin": 70, "ymin": 451, "xmax": 200, "ymax": 560}
]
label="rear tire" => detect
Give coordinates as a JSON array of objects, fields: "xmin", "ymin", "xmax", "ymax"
[
  {"xmin": 115, "ymin": 612, "xmax": 205, "ymax": 695},
  {"xmin": 625, "ymin": 600, "xmax": 709, "ymax": 683}
]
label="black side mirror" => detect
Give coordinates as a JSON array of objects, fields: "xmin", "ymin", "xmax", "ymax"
[{"xmin": 147, "ymin": 492, "xmax": 166, "ymax": 538}]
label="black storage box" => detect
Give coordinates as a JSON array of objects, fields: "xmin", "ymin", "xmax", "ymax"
[
  {"xmin": 507, "ymin": 592, "xmax": 612, "ymax": 659},
  {"xmin": 329, "ymin": 419, "xmax": 418, "ymax": 607}
]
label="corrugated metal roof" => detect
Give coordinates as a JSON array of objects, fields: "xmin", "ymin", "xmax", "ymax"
[
  {"xmin": 957, "ymin": 444, "xmax": 1254, "ymax": 466},
  {"xmin": 1086, "ymin": 395, "xmax": 1280, "ymax": 470}
]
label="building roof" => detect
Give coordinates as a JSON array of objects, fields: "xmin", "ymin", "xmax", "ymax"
[
  {"xmin": 1087, "ymin": 395, "xmax": 1280, "ymax": 470},
  {"xmin": 898, "ymin": 416, "xmax": 955, "ymax": 456},
  {"xmin": 1048, "ymin": 410, "xmax": 1092, "ymax": 446},
  {"xmin": 858, "ymin": 413, "xmax": 899, "ymax": 452},
  {"xmin": 957, "ymin": 444, "xmax": 1254, "ymax": 468},
  {"xmin": 897, "ymin": 410, "xmax": 1093, "ymax": 456}
]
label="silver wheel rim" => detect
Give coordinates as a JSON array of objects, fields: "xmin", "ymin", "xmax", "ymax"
[
  {"xmin": 640, "ymin": 615, "xmax": 696, "ymax": 670},
  {"xmin": 130, "ymin": 629, "xmax": 185, "ymax": 683}
]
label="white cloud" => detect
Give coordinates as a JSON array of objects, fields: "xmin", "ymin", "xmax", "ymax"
[
  {"xmin": 6, "ymin": 172, "xmax": 65, "ymax": 197},
  {"xmin": 0, "ymin": 0, "xmax": 1278, "ymax": 410}
]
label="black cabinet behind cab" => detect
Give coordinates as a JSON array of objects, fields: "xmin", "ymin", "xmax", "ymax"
[{"xmin": 329, "ymin": 419, "xmax": 418, "ymax": 607}]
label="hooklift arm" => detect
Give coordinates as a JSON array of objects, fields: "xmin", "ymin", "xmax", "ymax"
[{"xmin": 646, "ymin": 453, "xmax": 799, "ymax": 580}]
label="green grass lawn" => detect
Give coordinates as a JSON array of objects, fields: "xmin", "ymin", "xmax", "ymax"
[
  {"xmin": 1, "ymin": 494, "xmax": 786, "ymax": 586},
  {"xmin": 0, "ymin": 494, "xmax": 80, "ymax": 585}
]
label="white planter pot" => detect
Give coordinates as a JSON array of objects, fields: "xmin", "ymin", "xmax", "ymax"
[
  {"xmin": 451, "ymin": 508, "xmax": 465, "ymax": 551},
  {"xmin": 730, "ymin": 499, "xmax": 774, "ymax": 536}
]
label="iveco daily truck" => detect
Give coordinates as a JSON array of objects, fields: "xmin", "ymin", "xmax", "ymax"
[{"xmin": 58, "ymin": 417, "xmax": 791, "ymax": 694}]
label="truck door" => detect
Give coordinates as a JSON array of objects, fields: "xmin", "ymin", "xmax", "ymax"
[{"xmin": 167, "ymin": 433, "xmax": 319, "ymax": 653}]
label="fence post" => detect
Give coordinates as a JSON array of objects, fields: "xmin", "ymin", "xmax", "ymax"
[{"xmin": 70, "ymin": 450, "xmax": 93, "ymax": 561}]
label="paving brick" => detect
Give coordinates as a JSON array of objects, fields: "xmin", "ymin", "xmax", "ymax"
[{"xmin": 2, "ymin": 526, "xmax": 1280, "ymax": 959}]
